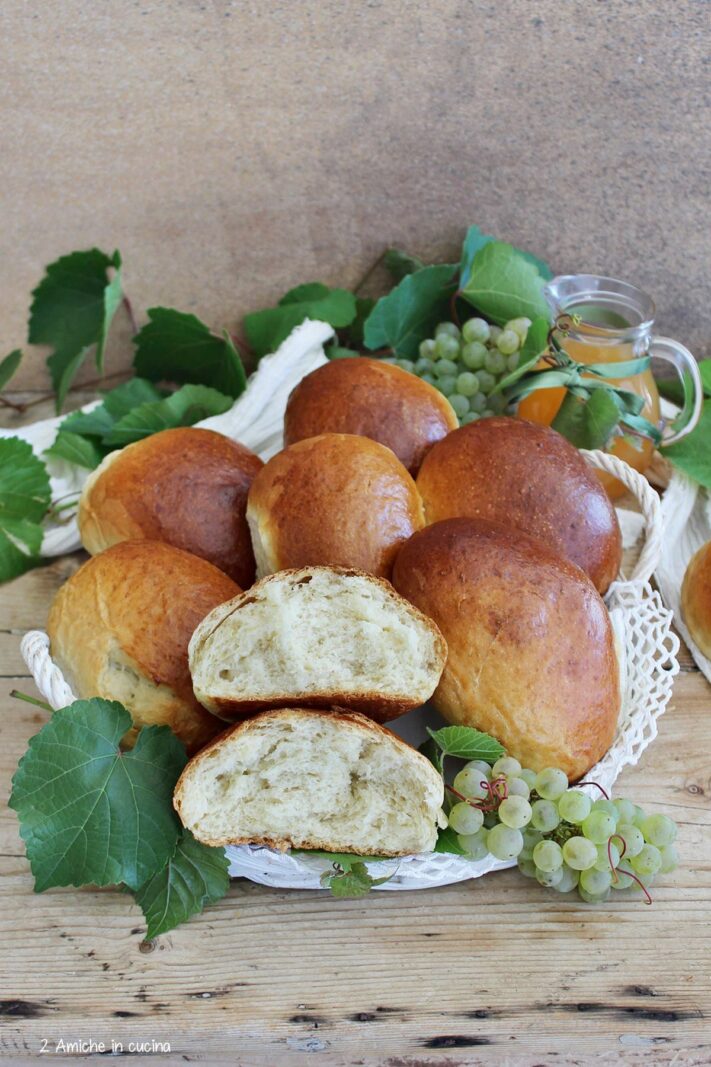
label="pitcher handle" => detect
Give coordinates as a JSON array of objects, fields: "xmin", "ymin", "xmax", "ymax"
[{"xmin": 650, "ymin": 336, "xmax": 703, "ymax": 445}]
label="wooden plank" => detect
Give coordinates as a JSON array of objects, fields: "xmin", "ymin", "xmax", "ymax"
[{"xmin": 1, "ymin": 670, "xmax": 709, "ymax": 1064}]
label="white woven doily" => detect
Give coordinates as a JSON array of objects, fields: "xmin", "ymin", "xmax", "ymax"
[{"xmin": 21, "ymin": 437, "xmax": 680, "ymax": 890}]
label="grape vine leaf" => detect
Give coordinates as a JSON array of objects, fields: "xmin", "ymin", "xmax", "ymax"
[
  {"xmin": 363, "ymin": 264, "xmax": 457, "ymax": 358},
  {"xmin": 61, "ymin": 378, "xmax": 166, "ymax": 441},
  {"xmin": 0, "ymin": 349, "xmax": 22, "ymax": 392},
  {"xmin": 28, "ymin": 249, "xmax": 123, "ymax": 412},
  {"xmin": 551, "ymin": 388, "xmax": 622, "ymax": 450},
  {"xmin": 426, "ymin": 726, "xmax": 504, "ymax": 762},
  {"xmin": 44, "ymin": 429, "xmax": 105, "ymax": 470},
  {"xmin": 102, "ymin": 384, "xmax": 234, "ymax": 447},
  {"xmin": 244, "ymin": 283, "xmax": 357, "ymax": 359},
  {"xmin": 661, "ymin": 400, "xmax": 711, "ymax": 488},
  {"xmin": 434, "ymin": 826, "xmax": 468, "ymax": 856},
  {"xmin": 133, "ymin": 308, "xmax": 247, "ymax": 398},
  {"xmin": 460, "ymin": 226, "xmax": 553, "ymax": 289},
  {"xmin": 320, "ymin": 860, "xmax": 393, "ymax": 898},
  {"xmin": 460, "ymin": 241, "xmax": 550, "ymax": 326},
  {"xmin": 134, "ymin": 829, "xmax": 230, "ymax": 938},
  {"xmin": 0, "ymin": 437, "xmax": 51, "ymax": 582},
  {"xmin": 9, "ymin": 699, "xmax": 186, "ymax": 893}
]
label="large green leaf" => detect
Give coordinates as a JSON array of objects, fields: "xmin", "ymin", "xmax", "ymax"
[
  {"xmin": 134, "ymin": 830, "xmax": 230, "ymax": 938},
  {"xmin": 460, "ymin": 225, "xmax": 553, "ymax": 288},
  {"xmin": 363, "ymin": 264, "xmax": 457, "ymax": 358},
  {"xmin": 10, "ymin": 699, "xmax": 186, "ymax": 892},
  {"xmin": 426, "ymin": 725, "xmax": 505, "ymax": 763},
  {"xmin": 103, "ymin": 384, "xmax": 234, "ymax": 447},
  {"xmin": 551, "ymin": 389, "xmax": 622, "ymax": 450},
  {"xmin": 460, "ymin": 241, "xmax": 550, "ymax": 326},
  {"xmin": 0, "ymin": 437, "xmax": 51, "ymax": 582},
  {"xmin": 28, "ymin": 249, "xmax": 123, "ymax": 412},
  {"xmin": 133, "ymin": 308, "xmax": 247, "ymax": 398},
  {"xmin": 244, "ymin": 284, "xmax": 357, "ymax": 359},
  {"xmin": 661, "ymin": 399, "xmax": 711, "ymax": 488},
  {"xmin": 44, "ymin": 429, "xmax": 105, "ymax": 470}
]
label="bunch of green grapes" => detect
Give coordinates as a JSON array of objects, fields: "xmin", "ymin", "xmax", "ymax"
[
  {"xmin": 384, "ymin": 316, "xmax": 531, "ymax": 424},
  {"xmin": 447, "ymin": 757, "xmax": 679, "ymax": 903}
]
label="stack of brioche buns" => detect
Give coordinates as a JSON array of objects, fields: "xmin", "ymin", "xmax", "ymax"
[{"xmin": 46, "ymin": 355, "xmax": 624, "ymax": 854}]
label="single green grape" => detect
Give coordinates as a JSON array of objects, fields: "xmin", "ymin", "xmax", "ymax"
[
  {"xmin": 533, "ymin": 839, "xmax": 564, "ymax": 873},
  {"xmin": 640, "ymin": 813, "xmax": 677, "ymax": 847},
  {"xmin": 616, "ymin": 822, "xmax": 645, "ymax": 858},
  {"xmin": 435, "ymin": 334, "xmax": 460, "ymax": 361},
  {"xmin": 581, "ymin": 811, "xmax": 617, "ymax": 845},
  {"xmin": 462, "ymin": 317, "xmax": 490, "ymax": 344},
  {"xmin": 591, "ymin": 798, "xmax": 619, "ymax": 821},
  {"xmin": 613, "ymin": 797, "xmax": 636, "ymax": 823},
  {"xmin": 536, "ymin": 866, "xmax": 564, "ymax": 888},
  {"xmin": 481, "ymin": 408, "xmax": 496, "ymax": 418},
  {"xmin": 414, "ymin": 357, "xmax": 433, "ymax": 376},
  {"xmin": 484, "ymin": 349, "xmax": 506, "ymax": 374},
  {"xmin": 419, "ymin": 339, "xmax": 437, "ymax": 360},
  {"xmin": 433, "ymin": 357, "xmax": 459, "ymax": 378},
  {"xmin": 498, "ymin": 796, "xmax": 532, "ymax": 829},
  {"xmin": 456, "ymin": 371, "xmax": 480, "ymax": 397},
  {"xmin": 488, "ymin": 325, "xmax": 502, "ymax": 345},
  {"xmin": 396, "ymin": 359, "xmax": 415, "ymax": 372},
  {"xmin": 519, "ymin": 768, "xmax": 538, "ymax": 789},
  {"xmin": 558, "ymin": 790, "xmax": 592, "ymax": 825},
  {"xmin": 458, "ymin": 829, "xmax": 489, "ymax": 861},
  {"xmin": 534, "ymin": 767, "xmax": 568, "ymax": 800},
  {"xmin": 492, "ymin": 756, "xmax": 522, "ymax": 777},
  {"xmin": 553, "ymin": 865, "xmax": 579, "ymax": 893},
  {"xmin": 448, "ymin": 801, "xmax": 484, "ymax": 835},
  {"xmin": 449, "ymin": 394, "xmax": 470, "ymax": 418},
  {"xmin": 437, "ymin": 374, "xmax": 458, "ymax": 396},
  {"xmin": 580, "ymin": 867, "xmax": 613, "ymax": 895},
  {"xmin": 506, "ymin": 317, "xmax": 532, "ymax": 343},
  {"xmin": 531, "ymin": 799, "xmax": 560, "ymax": 832},
  {"xmin": 496, "ymin": 329, "xmax": 520, "ymax": 355},
  {"xmin": 518, "ymin": 856, "xmax": 538, "ymax": 879},
  {"xmin": 487, "ymin": 824, "xmax": 524, "ymax": 860},
  {"xmin": 475, "ymin": 370, "xmax": 497, "ymax": 393},
  {"xmin": 460, "ymin": 412, "xmax": 479, "ymax": 425},
  {"xmin": 453, "ymin": 767, "xmax": 489, "ymax": 800},
  {"xmin": 631, "ymin": 844, "xmax": 662, "ymax": 876},
  {"xmin": 594, "ymin": 841, "xmax": 620, "ymax": 871},
  {"xmin": 469, "ymin": 392, "xmax": 488, "ymax": 414},
  {"xmin": 659, "ymin": 844, "xmax": 679, "ymax": 873},
  {"xmin": 435, "ymin": 321, "xmax": 461, "ymax": 340},
  {"xmin": 461, "ymin": 341, "xmax": 488, "ymax": 370},
  {"xmin": 578, "ymin": 886, "xmax": 611, "ymax": 904},
  {"xmin": 506, "ymin": 776, "xmax": 530, "ymax": 799},
  {"xmin": 562, "ymin": 835, "xmax": 598, "ymax": 871}
]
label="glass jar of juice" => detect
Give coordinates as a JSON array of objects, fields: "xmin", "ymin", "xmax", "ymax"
[{"xmin": 518, "ymin": 274, "xmax": 702, "ymax": 498}]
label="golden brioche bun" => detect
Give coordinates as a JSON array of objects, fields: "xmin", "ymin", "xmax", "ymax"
[
  {"xmin": 246, "ymin": 433, "xmax": 425, "ymax": 579},
  {"xmin": 78, "ymin": 427, "xmax": 263, "ymax": 588},
  {"xmin": 173, "ymin": 707, "xmax": 445, "ymax": 854},
  {"xmin": 47, "ymin": 541, "xmax": 240, "ymax": 754},
  {"xmin": 681, "ymin": 541, "xmax": 711, "ymax": 658},
  {"xmin": 392, "ymin": 518, "xmax": 620, "ymax": 780},
  {"xmin": 284, "ymin": 357, "xmax": 458, "ymax": 474},
  {"xmin": 416, "ymin": 416, "xmax": 622, "ymax": 594}
]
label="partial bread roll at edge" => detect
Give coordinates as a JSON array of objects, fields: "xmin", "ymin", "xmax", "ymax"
[
  {"xmin": 188, "ymin": 566, "xmax": 447, "ymax": 723},
  {"xmin": 173, "ymin": 708, "xmax": 445, "ymax": 854}
]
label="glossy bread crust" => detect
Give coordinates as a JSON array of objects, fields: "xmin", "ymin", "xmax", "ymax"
[
  {"xmin": 681, "ymin": 540, "xmax": 711, "ymax": 658},
  {"xmin": 284, "ymin": 357, "xmax": 458, "ymax": 474},
  {"xmin": 415, "ymin": 416, "xmax": 622, "ymax": 594},
  {"xmin": 246, "ymin": 433, "xmax": 425, "ymax": 579},
  {"xmin": 47, "ymin": 540, "xmax": 240, "ymax": 753},
  {"xmin": 78, "ymin": 427, "xmax": 264, "ymax": 588},
  {"xmin": 392, "ymin": 518, "xmax": 620, "ymax": 780}
]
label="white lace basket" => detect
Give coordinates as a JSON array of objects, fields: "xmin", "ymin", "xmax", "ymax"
[{"xmin": 17, "ymin": 322, "xmax": 680, "ymax": 891}]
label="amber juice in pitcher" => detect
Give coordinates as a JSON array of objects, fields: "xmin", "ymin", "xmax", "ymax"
[{"xmin": 518, "ymin": 275, "xmax": 700, "ymax": 499}]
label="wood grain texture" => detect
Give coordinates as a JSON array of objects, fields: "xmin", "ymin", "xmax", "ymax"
[
  {"xmin": 1, "ymin": 0, "xmax": 709, "ymax": 397},
  {"xmin": 1, "ymin": 491, "xmax": 710, "ymax": 1064}
]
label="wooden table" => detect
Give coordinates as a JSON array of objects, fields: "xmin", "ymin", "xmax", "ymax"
[{"xmin": 1, "ymin": 397, "xmax": 710, "ymax": 1066}]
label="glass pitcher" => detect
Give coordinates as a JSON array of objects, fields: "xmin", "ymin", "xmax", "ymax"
[{"xmin": 518, "ymin": 274, "xmax": 703, "ymax": 498}]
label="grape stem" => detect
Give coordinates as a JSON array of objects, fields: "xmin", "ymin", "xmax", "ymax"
[
  {"xmin": 445, "ymin": 776, "xmax": 508, "ymax": 813},
  {"xmin": 577, "ymin": 781, "xmax": 611, "ymax": 800},
  {"xmin": 607, "ymin": 831, "xmax": 653, "ymax": 905},
  {"xmin": 449, "ymin": 290, "xmax": 462, "ymax": 328}
]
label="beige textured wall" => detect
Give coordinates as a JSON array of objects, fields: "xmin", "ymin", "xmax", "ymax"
[{"xmin": 1, "ymin": 0, "xmax": 709, "ymax": 390}]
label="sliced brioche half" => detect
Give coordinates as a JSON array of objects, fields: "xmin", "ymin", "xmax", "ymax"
[
  {"xmin": 173, "ymin": 708, "xmax": 445, "ymax": 854},
  {"xmin": 188, "ymin": 566, "xmax": 447, "ymax": 723}
]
